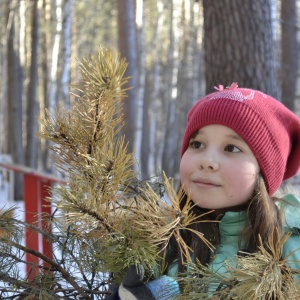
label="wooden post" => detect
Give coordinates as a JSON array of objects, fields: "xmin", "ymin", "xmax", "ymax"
[{"xmin": 23, "ymin": 173, "xmax": 41, "ymax": 279}]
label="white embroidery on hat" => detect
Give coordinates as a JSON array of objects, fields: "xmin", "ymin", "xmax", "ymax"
[{"xmin": 208, "ymin": 82, "xmax": 267, "ymax": 102}]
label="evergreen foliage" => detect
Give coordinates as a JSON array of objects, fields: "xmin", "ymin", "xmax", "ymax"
[
  {"xmin": 178, "ymin": 233, "xmax": 300, "ymax": 299},
  {"xmin": 0, "ymin": 48, "xmax": 211, "ymax": 299},
  {"xmin": 39, "ymin": 47, "xmax": 212, "ymax": 278},
  {"xmin": 1, "ymin": 47, "xmax": 299, "ymax": 299}
]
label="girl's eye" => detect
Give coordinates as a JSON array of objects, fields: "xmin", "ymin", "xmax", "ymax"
[
  {"xmin": 225, "ymin": 144, "xmax": 242, "ymax": 153},
  {"xmin": 189, "ymin": 140, "xmax": 204, "ymax": 149}
]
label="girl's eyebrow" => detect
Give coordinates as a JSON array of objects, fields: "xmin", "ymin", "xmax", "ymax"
[{"xmin": 226, "ymin": 134, "xmax": 244, "ymax": 141}]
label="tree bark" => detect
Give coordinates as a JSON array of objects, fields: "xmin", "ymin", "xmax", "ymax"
[
  {"xmin": 0, "ymin": 3, "xmax": 9, "ymax": 154},
  {"xmin": 6, "ymin": 0, "xmax": 24, "ymax": 199},
  {"xmin": 203, "ymin": 0, "xmax": 278, "ymax": 98},
  {"xmin": 39, "ymin": 0, "xmax": 51, "ymax": 171},
  {"xmin": 161, "ymin": 0, "xmax": 180, "ymax": 177},
  {"xmin": 117, "ymin": 0, "xmax": 139, "ymax": 155},
  {"xmin": 61, "ymin": 0, "xmax": 74, "ymax": 110},
  {"xmin": 26, "ymin": 0, "xmax": 40, "ymax": 168},
  {"xmin": 135, "ymin": 0, "xmax": 146, "ymax": 176},
  {"xmin": 281, "ymin": 0, "xmax": 298, "ymax": 111},
  {"xmin": 47, "ymin": 0, "xmax": 62, "ymax": 172},
  {"xmin": 48, "ymin": 0, "xmax": 62, "ymax": 111},
  {"xmin": 146, "ymin": 0, "xmax": 164, "ymax": 178}
]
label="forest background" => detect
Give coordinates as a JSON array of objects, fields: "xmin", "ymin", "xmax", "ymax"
[{"xmin": 0, "ymin": 0, "xmax": 300, "ymax": 200}]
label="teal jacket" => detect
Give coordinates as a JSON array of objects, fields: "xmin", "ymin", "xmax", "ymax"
[
  {"xmin": 147, "ymin": 194, "xmax": 300, "ymax": 299},
  {"xmin": 210, "ymin": 194, "xmax": 300, "ymax": 275},
  {"xmin": 279, "ymin": 194, "xmax": 300, "ymax": 271}
]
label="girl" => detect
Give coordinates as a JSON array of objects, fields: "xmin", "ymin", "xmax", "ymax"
[{"xmin": 114, "ymin": 83, "xmax": 300, "ymax": 299}]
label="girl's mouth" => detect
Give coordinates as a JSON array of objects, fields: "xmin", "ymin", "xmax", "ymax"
[{"xmin": 193, "ymin": 180, "xmax": 220, "ymax": 188}]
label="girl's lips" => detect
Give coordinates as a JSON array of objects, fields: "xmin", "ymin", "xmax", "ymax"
[{"xmin": 193, "ymin": 180, "xmax": 220, "ymax": 188}]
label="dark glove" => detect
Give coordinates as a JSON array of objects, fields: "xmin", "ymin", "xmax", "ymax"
[
  {"xmin": 118, "ymin": 265, "xmax": 156, "ymax": 300},
  {"xmin": 105, "ymin": 286, "xmax": 120, "ymax": 300}
]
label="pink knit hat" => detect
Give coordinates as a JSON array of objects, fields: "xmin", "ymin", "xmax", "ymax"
[{"xmin": 181, "ymin": 83, "xmax": 300, "ymax": 195}]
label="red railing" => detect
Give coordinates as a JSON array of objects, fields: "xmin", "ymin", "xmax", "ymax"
[{"xmin": 0, "ymin": 162, "xmax": 67, "ymax": 280}]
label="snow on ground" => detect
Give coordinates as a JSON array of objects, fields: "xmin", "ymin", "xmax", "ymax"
[{"xmin": 0, "ymin": 179, "xmax": 26, "ymax": 281}]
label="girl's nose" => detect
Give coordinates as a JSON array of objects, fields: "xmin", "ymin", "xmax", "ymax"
[{"xmin": 199, "ymin": 153, "xmax": 220, "ymax": 171}]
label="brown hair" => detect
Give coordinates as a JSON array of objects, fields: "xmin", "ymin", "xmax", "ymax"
[{"xmin": 165, "ymin": 174, "xmax": 283, "ymax": 273}]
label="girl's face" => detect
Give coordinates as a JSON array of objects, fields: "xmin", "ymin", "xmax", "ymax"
[{"xmin": 180, "ymin": 124, "xmax": 260, "ymax": 210}]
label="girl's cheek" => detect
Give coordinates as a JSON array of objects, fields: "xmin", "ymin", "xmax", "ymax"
[
  {"xmin": 179, "ymin": 156, "xmax": 190, "ymax": 179},
  {"xmin": 230, "ymin": 164, "xmax": 258, "ymax": 189},
  {"xmin": 179, "ymin": 157, "xmax": 185, "ymax": 176}
]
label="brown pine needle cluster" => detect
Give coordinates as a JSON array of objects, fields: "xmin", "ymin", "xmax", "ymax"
[
  {"xmin": 38, "ymin": 47, "xmax": 213, "ymax": 283},
  {"xmin": 178, "ymin": 233, "xmax": 300, "ymax": 299},
  {"xmin": 227, "ymin": 233, "xmax": 300, "ymax": 299},
  {"xmin": 0, "ymin": 207, "xmax": 16, "ymax": 239}
]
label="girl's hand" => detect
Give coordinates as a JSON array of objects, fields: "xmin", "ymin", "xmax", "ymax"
[{"xmin": 118, "ymin": 265, "xmax": 156, "ymax": 300}]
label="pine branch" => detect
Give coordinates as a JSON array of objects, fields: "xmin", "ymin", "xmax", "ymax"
[
  {"xmin": 226, "ymin": 233, "xmax": 300, "ymax": 299},
  {"xmin": 38, "ymin": 47, "xmax": 214, "ymax": 281},
  {"xmin": 178, "ymin": 232, "xmax": 300, "ymax": 299},
  {"xmin": 31, "ymin": 47, "xmax": 217, "ymax": 295},
  {"xmin": 0, "ymin": 220, "xmax": 91, "ymax": 299},
  {"xmin": 0, "ymin": 208, "xmax": 110, "ymax": 299}
]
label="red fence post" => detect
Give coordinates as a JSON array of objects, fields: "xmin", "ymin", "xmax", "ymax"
[
  {"xmin": 0, "ymin": 162, "xmax": 67, "ymax": 279},
  {"xmin": 23, "ymin": 174, "xmax": 41, "ymax": 280}
]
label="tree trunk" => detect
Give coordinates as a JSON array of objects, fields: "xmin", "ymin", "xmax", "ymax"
[
  {"xmin": 117, "ymin": 0, "xmax": 138, "ymax": 155},
  {"xmin": 6, "ymin": 0, "xmax": 24, "ymax": 199},
  {"xmin": 135, "ymin": 0, "xmax": 146, "ymax": 175},
  {"xmin": 281, "ymin": 0, "xmax": 298, "ymax": 111},
  {"xmin": 39, "ymin": 0, "xmax": 51, "ymax": 171},
  {"xmin": 47, "ymin": 0, "xmax": 62, "ymax": 172},
  {"xmin": 48, "ymin": 0, "xmax": 62, "ymax": 111},
  {"xmin": 26, "ymin": 0, "xmax": 40, "ymax": 168},
  {"xmin": 61, "ymin": 0, "xmax": 74, "ymax": 110},
  {"xmin": 0, "ymin": 3, "xmax": 9, "ymax": 154},
  {"xmin": 147, "ymin": 0, "xmax": 164, "ymax": 178},
  {"xmin": 141, "ymin": 74, "xmax": 150, "ymax": 178},
  {"xmin": 203, "ymin": 0, "xmax": 278, "ymax": 98},
  {"xmin": 161, "ymin": 0, "xmax": 180, "ymax": 177}
]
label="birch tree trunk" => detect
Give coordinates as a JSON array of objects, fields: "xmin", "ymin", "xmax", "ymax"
[
  {"xmin": 161, "ymin": 0, "xmax": 180, "ymax": 177},
  {"xmin": 281, "ymin": 0, "xmax": 298, "ymax": 111},
  {"xmin": 61, "ymin": 0, "xmax": 74, "ymax": 110},
  {"xmin": 135, "ymin": 0, "xmax": 146, "ymax": 175},
  {"xmin": 147, "ymin": 0, "xmax": 164, "ymax": 178},
  {"xmin": 117, "ymin": 0, "xmax": 138, "ymax": 155},
  {"xmin": 26, "ymin": 0, "xmax": 40, "ymax": 168},
  {"xmin": 39, "ymin": 0, "xmax": 51, "ymax": 170},
  {"xmin": 47, "ymin": 0, "xmax": 62, "ymax": 171},
  {"xmin": 19, "ymin": 0, "xmax": 26, "ymax": 84},
  {"xmin": 48, "ymin": 0, "xmax": 62, "ymax": 111},
  {"xmin": 190, "ymin": 1, "xmax": 204, "ymax": 106},
  {"xmin": 203, "ymin": 0, "xmax": 278, "ymax": 98}
]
